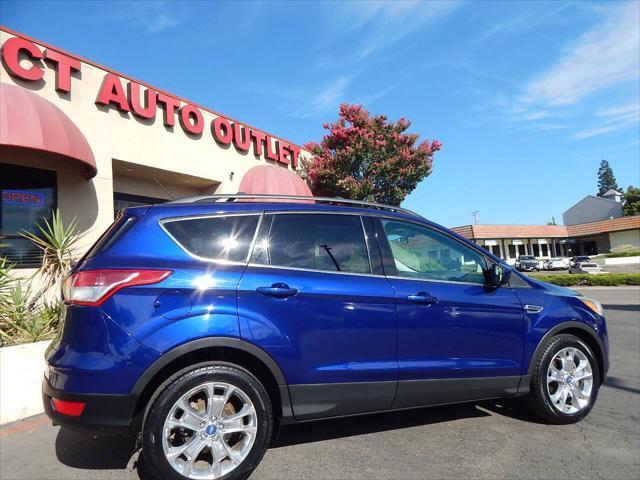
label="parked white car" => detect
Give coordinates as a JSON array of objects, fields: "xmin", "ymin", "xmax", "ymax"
[
  {"xmin": 569, "ymin": 262, "xmax": 602, "ymax": 275},
  {"xmin": 544, "ymin": 257, "xmax": 567, "ymax": 270}
]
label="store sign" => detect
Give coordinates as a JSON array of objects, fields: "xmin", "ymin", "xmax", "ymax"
[
  {"xmin": 1, "ymin": 36, "xmax": 302, "ymax": 168},
  {"xmin": 2, "ymin": 189, "xmax": 44, "ymax": 206}
]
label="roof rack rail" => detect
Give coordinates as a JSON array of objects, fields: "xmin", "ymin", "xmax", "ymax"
[{"xmin": 165, "ymin": 194, "xmax": 420, "ymax": 217}]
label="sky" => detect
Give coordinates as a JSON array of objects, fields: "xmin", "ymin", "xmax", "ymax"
[{"xmin": 1, "ymin": 0, "xmax": 639, "ymax": 227}]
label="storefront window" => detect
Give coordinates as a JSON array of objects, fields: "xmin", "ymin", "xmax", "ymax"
[
  {"xmin": 1, "ymin": 163, "xmax": 57, "ymax": 267},
  {"xmin": 113, "ymin": 192, "xmax": 165, "ymax": 216}
]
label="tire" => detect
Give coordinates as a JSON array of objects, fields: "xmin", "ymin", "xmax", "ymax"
[
  {"xmin": 525, "ymin": 334, "xmax": 600, "ymax": 424},
  {"xmin": 142, "ymin": 362, "xmax": 273, "ymax": 480}
]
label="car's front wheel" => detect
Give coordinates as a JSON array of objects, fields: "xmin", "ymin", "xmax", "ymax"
[
  {"xmin": 526, "ymin": 334, "xmax": 600, "ymax": 424},
  {"xmin": 142, "ymin": 362, "xmax": 273, "ymax": 480}
]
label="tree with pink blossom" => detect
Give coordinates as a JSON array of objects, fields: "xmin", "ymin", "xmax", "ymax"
[{"xmin": 303, "ymin": 104, "xmax": 441, "ymax": 206}]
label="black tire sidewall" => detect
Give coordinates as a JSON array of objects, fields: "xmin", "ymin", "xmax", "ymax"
[
  {"xmin": 142, "ymin": 362, "xmax": 273, "ymax": 480},
  {"xmin": 534, "ymin": 335, "xmax": 600, "ymax": 424}
]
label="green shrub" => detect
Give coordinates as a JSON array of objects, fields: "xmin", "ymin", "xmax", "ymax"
[
  {"xmin": 530, "ymin": 273, "xmax": 640, "ymax": 287},
  {"xmin": 605, "ymin": 251, "xmax": 640, "ymax": 258}
]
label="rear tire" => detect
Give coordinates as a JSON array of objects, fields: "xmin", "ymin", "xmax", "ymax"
[
  {"xmin": 525, "ymin": 334, "xmax": 599, "ymax": 424},
  {"xmin": 142, "ymin": 362, "xmax": 273, "ymax": 480}
]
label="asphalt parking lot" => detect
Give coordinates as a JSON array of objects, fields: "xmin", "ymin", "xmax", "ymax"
[{"xmin": 1, "ymin": 287, "xmax": 638, "ymax": 480}]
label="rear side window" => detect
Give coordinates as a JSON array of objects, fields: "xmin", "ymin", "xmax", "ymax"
[
  {"xmin": 83, "ymin": 215, "xmax": 138, "ymax": 259},
  {"xmin": 162, "ymin": 214, "xmax": 259, "ymax": 262},
  {"xmin": 252, "ymin": 213, "xmax": 371, "ymax": 274}
]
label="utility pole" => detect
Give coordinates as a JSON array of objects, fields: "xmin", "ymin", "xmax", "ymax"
[{"xmin": 472, "ymin": 211, "xmax": 479, "ymax": 225}]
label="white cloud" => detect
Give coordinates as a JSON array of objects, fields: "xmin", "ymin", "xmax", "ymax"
[
  {"xmin": 522, "ymin": 2, "xmax": 640, "ymax": 106},
  {"xmin": 310, "ymin": 75, "xmax": 354, "ymax": 112},
  {"xmin": 573, "ymin": 99, "xmax": 640, "ymax": 139},
  {"xmin": 103, "ymin": 1, "xmax": 189, "ymax": 34},
  {"xmin": 328, "ymin": 0, "xmax": 462, "ymax": 60},
  {"xmin": 254, "ymin": 75, "xmax": 355, "ymax": 119}
]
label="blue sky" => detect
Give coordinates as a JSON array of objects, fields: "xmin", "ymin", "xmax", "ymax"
[{"xmin": 2, "ymin": 0, "xmax": 639, "ymax": 227}]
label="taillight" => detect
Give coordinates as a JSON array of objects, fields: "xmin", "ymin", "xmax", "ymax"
[{"xmin": 62, "ymin": 269, "xmax": 172, "ymax": 306}]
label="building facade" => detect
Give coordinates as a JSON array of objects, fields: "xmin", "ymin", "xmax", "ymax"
[
  {"xmin": 453, "ymin": 217, "xmax": 640, "ymax": 263},
  {"xmin": 0, "ymin": 27, "xmax": 310, "ymax": 269}
]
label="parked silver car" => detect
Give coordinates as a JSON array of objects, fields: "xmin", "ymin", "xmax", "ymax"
[
  {"xmin": 569, "ymin": 262, "xmax": 602, "ymax": 274},
  {"xmin": 544, "ymin": 257, "xmax": 567, "ymax": 270}
]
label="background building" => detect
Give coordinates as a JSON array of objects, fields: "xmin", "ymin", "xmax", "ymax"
[
  {"xmin": 453, "ymin": 192, "xmax": 640, "ymax": 262},
  {"xmin": 0, "ymin": 27, "xmax": 310, "ymax": 270},
  {"xmin": 563, "ymin": 189, "xmax": 624, "ymax": 225}
]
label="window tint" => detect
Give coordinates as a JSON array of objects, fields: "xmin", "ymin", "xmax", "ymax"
[
  {"xmin": 163, "ymin": 215, "xmax": 259, "ymax": 262},
  {"xmin": 254, "ymin": 214, "xmax": 371, "ymax": 274},
  {"xmin": 1, "ymin": 163, "xmax": 56, "ymax": 267},
  {"xmin": 83, "ymin": 215, "xmax": 138, "ymax": 259},
  {"xmin": 381, "ymin": 219, "xmax": 487, "ymax": 284}
]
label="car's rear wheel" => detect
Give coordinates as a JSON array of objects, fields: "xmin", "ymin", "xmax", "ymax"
[
  {"xmin": 526, "ymin": 334, "xmax": 599, "ymax": 424},
  {"xmin": 142, "ymin": 362, "xmax": 273, "ymax": 480}
]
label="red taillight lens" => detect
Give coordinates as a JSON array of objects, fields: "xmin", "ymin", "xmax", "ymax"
[
  {"xmin": 62, "ymin": 269, "xmax": 172, "ymax": 306},
  {"xmin": 51, "ymin": 398, "xmax": 86, "ymax": 416}
]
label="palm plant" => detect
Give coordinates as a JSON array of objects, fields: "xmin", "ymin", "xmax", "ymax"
[
  {"xmin": 20, "ymin": 209, "xmax": 83, "ymax": 307},
  {"xmin": 0, "ymin": 211, "xmax": 82, "ymax": 345}
]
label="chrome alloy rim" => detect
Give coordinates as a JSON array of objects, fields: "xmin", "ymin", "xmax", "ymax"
[
  {"xmin": 546, "ymin": 347, "xmax": 593, "ymax": 414},
  {"xmin": 162, "ymin": 382, "xmax": 258, "ymax": 479}
]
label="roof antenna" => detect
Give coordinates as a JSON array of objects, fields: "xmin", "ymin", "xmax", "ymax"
[
  {"xmin": 154, "ymin": 178, "xmax": 175, "ymax": 200},
  {"xmin": 472, "ymin": 210, "xmax": 479, "ymax": 225}
]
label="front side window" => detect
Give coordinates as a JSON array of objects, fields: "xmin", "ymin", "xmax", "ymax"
[
  {"xmin": 1, "ymin": 163, "xmax": 57, "ymax": 267},
  {"xmin": 381, "ymin": 219, "xmax": 487, "ymax": 284},
  {"xmin": 162, "ymin": 214, "xmax": 259, "ymax": 263},
  {"xmin": 253, "ymin": 214, "xmax": 371, "ymax": 275}
]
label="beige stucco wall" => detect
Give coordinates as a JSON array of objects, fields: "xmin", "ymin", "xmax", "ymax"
[
  {"xmin": 609, "ymin": 229, "xmax": 640, "ymax": 250},
  {"xmin": 0, "ymin": 29, "xmax": 310, "ymax": 253}
]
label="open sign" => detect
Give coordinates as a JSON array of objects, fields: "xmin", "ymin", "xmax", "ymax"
[{"xmin": 2, "ymin": 190, "xmax": 44, "ymax": 206}]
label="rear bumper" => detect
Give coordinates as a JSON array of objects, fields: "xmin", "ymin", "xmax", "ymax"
[{"xmin": 42, "ymin": 377, "xmax": 138, "ymax": 435}]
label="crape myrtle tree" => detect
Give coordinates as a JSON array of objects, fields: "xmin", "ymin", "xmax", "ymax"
[
  {"xmin": 597, "ymin": 159, "xmax": 619, "ymax": 196},
  {"xmin": 302, "ymin": 104, "xmax": 441, "ymax": 206}
]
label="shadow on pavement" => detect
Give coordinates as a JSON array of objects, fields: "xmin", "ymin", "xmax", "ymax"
[
  {"xmin": 55, "ymin": 427, "xmax": 137, "ymax": 470},
  {"xmin": 476, "ymin": 398, "xmax": 546, "ymax": 424},
  {"xmin": 54, "ymin": 399, "xmax": 540, "ymax": 476},
  {"xmin": 603, "ymin": 304, "xmax": 640, "ymax": 312},
  {"xmin": 604, "ymin": 376, "xmax": 640, "ymax": 395},
  {"xmin": 272, "ymin": 402, "xmax": 491, "ymax": 448}
]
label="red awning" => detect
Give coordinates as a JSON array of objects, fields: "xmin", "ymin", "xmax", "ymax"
[
  {"xmin": 239, "ymin": 164, "xmax": 312, "ymax": 199},
  {"xmin": 0, "ymin": 82, "xmax": 96, "ymax": 178}
]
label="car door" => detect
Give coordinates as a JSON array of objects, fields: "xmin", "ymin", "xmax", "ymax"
[
  {"xmin": 372, "ymin": 216, "xmax": 525, "ymax": 409},
  {"xmin": 237, "ymin": 212, "xmax": 398, "ymax": 420}
]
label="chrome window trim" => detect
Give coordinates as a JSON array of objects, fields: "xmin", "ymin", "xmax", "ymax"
[
  {"xmin": 246, "ymin": 262, "xmax": 387, "ymax": 279},
  {"xmin": 385, "ymin": 274, "xmax": 486, "ymax": 287},
  {"xmin": 159, "ymin": 212, "xmax": 263, "ymax": 265}
]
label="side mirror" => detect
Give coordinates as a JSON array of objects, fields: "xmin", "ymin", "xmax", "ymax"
[{"xmin": 488, "ymin": 263, "xmax": 511, "ymax": 287}]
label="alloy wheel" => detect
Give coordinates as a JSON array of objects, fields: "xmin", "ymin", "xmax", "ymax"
[
  {"xmin": 546, "ymin": 347, "xmax": 593, "ymax": 414},
  {"xmin": 162, "ymin": 382, "xmax": 258, "ymax": 479}
]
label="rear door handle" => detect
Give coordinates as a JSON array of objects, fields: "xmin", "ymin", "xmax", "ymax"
[
  {"xmin": 256, "ymin": 283, "xmax": 299, "ymax": 298},
  {"xmin": 407, "ymin": 293, "xmax": 439, "ymax": 306}
]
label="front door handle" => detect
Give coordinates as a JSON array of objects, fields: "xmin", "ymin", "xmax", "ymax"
[
  {"xmin": 407, "ymin": 292, "xmax": 439, "ymax": 306},
  {"xmin": 256, "ymin": 283, "xmax": 299, "ymax": 298}
]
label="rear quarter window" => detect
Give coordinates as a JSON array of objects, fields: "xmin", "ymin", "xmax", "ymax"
[
  {"xmin": 162, "ymin": 214, "xmax": 260, "ymax": 263},
  {"xmin": 83, "ymin": 215, "xmax": 138, "ymax": 259}
]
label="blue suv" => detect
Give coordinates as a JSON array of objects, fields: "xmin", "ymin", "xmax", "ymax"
[{"xmin": 43, "ymin": 195, "xmax": 609, "ymax": 480}]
